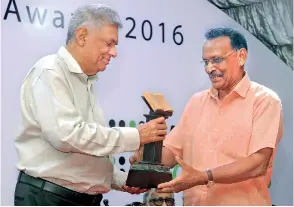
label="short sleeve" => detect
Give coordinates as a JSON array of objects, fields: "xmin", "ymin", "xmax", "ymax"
[
  {"xmin": 248, "ymin": 96, "xmax": 283, "ymax": 155},
  {"xmin": 163, "ymin": 96, "xmax": 197, "ymax": 158}
]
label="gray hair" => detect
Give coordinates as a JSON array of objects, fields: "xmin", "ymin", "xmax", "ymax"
[
  {"xmin": 143, "ymin": 189, "xmax": 174, "ymax": 205},
  {"xmin": 66, "ymin": 4, "xmax": 123, "ymax": 44}
]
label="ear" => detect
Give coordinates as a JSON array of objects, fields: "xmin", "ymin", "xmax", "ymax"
[
  {"xmin": 238, "ymin": 48, "xmax": 247, "ymax": 67},
  {"xmin": 75, "ymin": 27, "xmax": 88, "ymax": 47}
]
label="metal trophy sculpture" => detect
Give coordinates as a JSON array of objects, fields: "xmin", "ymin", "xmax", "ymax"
[{"xmin": 126, "ymin": 92, "xmax": 173, "ymax": 188}]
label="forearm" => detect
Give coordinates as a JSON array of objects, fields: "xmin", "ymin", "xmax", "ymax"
[
  {"xmin": 32, "ymin": 69, "xmax": 140, "ymax": 156},
  {"xmin": 161, "ymin": 146, "xmax": 177, "ymax": 168},
  {"xmin": 43, "ymin": 122, "xmax": 140, "ymax": 156},
  {"xmin": 211, "ymin": 148, "xmax": 272, "ymax": 184}
]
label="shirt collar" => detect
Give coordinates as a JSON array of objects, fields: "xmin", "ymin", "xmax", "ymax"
[
  {"xmin": 233, "ymin": 72, "xmax": 251, "ymax": 98},
  {"xmin": 57, "ymin": 46, "xmax": 98, "ymax": 82},
  {"xmin": 209, "ymin": 72, "xmax": 251, "ymax": 99}
]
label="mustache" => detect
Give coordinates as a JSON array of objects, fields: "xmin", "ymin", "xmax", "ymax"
[{"xmin": 208, "ymin": 71, "xmax": 224, "ymax": 78}]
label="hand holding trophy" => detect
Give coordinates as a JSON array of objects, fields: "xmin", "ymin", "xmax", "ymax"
[{"xmin": 126, "ymin": 92, "xmax": 173, "ymax": 188}]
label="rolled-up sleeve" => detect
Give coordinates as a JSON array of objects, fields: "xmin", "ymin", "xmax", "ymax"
[{"xmin": 31, "ymin": 69, "xmax": 140, "ymax": 156}]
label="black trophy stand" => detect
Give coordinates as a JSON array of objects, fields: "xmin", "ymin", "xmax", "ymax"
[{"xmin": 126, "ymin": 96, "xmax": 173, "ymax": 188}]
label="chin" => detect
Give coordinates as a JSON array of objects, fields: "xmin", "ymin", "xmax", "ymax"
[
  {"xmin": 97, "ymin": 66, "xmax": 107, "ymax": 72},
  {"xmin": 212, "ymin": 82, "xmax": 224, "ymax": 89}
]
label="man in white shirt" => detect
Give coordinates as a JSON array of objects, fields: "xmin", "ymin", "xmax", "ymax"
[{"xmin": 14, "ymin": 4, "xmax": 167, "ymax": 206}]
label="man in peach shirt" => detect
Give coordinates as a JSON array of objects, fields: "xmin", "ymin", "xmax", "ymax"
[{"xmin": 130, "ymin": 27, "xmax": 283, "ymax": 205}]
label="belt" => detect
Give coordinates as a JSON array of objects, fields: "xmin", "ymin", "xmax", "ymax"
[{"xmin": 18, "ymin": 172, "xmax": 102, "ymax": 205}]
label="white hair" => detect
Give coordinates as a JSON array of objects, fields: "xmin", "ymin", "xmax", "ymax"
[
  {"xmin": 143, "ymin": 189, "xmax": 174, "ymax": 205},
  {"xmin": 66, "ymin": 4, "xmax": 123, "ymax": 44}
]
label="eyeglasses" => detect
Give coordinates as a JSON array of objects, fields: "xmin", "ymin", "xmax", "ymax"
[
  {"xmin": 149, "ymin": 198, "xmax": 175, "ymax": 206},
  {"xmin": 201, "ymin": 50, "xmax": 236, "ymax": 67}
]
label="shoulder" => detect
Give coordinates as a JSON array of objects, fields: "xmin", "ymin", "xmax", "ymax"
[
  {"xmin": 250, "ymin": 81, "xmax": 281, "ymax": 101},
  {"xmin": 35, "ymin": 54, "xmax": 64, "ymax": 73},
  {"xmin": 189, "ymin": 89, "xmax": 210, "ymax": 103},
  {"xmin": 182, "ymin": 89, "xmax": 210, "ymax": 113},
  {"xmin": 32, "ymin": 54, "xmax": 68, "ymax": 79},
  {"xmin": 250, "ymin": 81, "xmax": 281, "ymax": 104},
  {"xmin": 24, "ymin": 54, "xmax": 68, "ymax": 88}
]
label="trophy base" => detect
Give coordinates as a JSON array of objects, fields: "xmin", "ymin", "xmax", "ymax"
[{"xmin": 126, "ymin": 162, "xmax": 172, "ymax": 188}]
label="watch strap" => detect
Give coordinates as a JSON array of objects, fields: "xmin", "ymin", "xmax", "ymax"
[{"xmin": 205, "ymin": 169, "xmax": 214, "ymax": 183}]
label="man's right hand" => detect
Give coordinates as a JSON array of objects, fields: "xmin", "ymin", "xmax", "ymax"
[
  {"xmin": 129, "ymin": 146, "xmax": 144, "ymax": 165},
  {"xmin": 137, "ymin": 117, "xmax": 167, "ymax": 145}
]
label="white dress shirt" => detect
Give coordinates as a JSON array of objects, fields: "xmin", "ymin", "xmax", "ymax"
[{"xmin": 15, "ymin": 46, "xmax": 140, "ymax": 194}]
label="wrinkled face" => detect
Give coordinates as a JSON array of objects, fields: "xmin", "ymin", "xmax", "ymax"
[
  {"xmin": 75, "ymin": 23, "xmax": 118, "ymax": 75},
  {"xmin": 147, "ymin": 192, "xmax": 174, "ymax": 206},
  {"xmin": 202, "ymin": 36, "xmax": 247, "ymax": 90}
]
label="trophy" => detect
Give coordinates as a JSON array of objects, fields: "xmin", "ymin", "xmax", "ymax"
[{"xmin": 126, "ymin": 92, "xmax": 173, "ymax": 188}]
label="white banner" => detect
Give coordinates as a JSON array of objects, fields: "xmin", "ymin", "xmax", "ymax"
[{"xmin": 1, "ymin": 0, "xmax": 293, "ymax": 205}]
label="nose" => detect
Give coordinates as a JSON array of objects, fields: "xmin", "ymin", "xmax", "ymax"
[
  {"xmin": 108, "ymin": 46, "xmax": 117, "ymax": 58},
  {"xmin": 161, "ymin": 201, "xmax": 167, "ymax": 206},
  {"xmin": 205, "ymin": 61, "xmax": 215, "ymax": 74}
]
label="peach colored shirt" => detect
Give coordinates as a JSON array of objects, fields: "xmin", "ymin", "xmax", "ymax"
[{"xmin": 164, "ymin": 73, "xmax": 283, "ymax": 206}]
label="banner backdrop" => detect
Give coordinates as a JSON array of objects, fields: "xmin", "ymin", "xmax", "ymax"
[{"xmin": 1, "ymin": 0, "xmax": 293, "ymax": 205}]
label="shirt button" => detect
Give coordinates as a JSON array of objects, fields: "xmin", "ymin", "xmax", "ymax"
[
  {"xmin": 220, "ymin": 108, "xmax": 223, "ymax": 112},
  {"xmin": 210, "ymin": 149, "xmax": 214, "ymax": 152},
  {"xmin": 214, "ymin": 128, "xmax": 218, "ymax": 132}
]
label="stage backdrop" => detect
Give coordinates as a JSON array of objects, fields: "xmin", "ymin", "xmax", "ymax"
[{"xmin": 1, "ymin": 0, "xmax": 293, "ymax": 205}]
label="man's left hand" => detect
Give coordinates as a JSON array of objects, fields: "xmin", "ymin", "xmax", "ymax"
[
  {"xmin": 157, "ymin": 156, "xmax": 208, "ymax": 193},
  {"xmin": 122, "ymin": 185, "xmax": 149, "ymax": 195}
]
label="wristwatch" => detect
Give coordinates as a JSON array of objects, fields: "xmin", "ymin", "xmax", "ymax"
[{"xmin": 205, "ymin": 169, "xmax": 214, "ymax": 187}]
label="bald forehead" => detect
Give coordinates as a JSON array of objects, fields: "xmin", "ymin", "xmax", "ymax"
[
  {"xmin": 202, "ymin": 36, "xmax": 232, "ymax": 59},
  {"xmin": 150, "ymin": 191, "xmax": 173, "ymax": 198}
]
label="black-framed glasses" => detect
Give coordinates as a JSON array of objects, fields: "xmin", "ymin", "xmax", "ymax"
[
  {"xmin": 201, "ymin": 50, "xmax": 236, "ymax": 67},
  {"xmin": 149, "ymin": 198, "xmax": 175, "ymax": 206}
]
